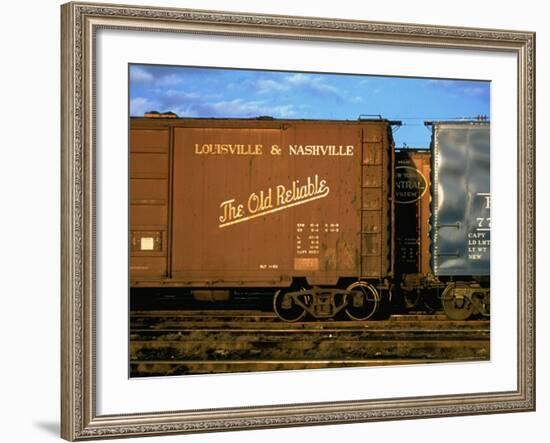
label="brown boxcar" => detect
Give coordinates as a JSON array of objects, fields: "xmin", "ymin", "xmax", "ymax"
[
  {"xmin": 130, "ymin": 117, "xmax": 394, "ymax": 320},
  {"xmin": 393, "ymin": 149, "xmax": 437, "ymax": 310},
  {"xmin": 394, "ymin": 149, "xmax": 431, "ymax": 277}
]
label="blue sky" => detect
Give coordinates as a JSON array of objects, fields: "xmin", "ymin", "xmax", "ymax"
[{"xmin": 129, "ymin": 64, "xmax": 490, "ymax": 148}]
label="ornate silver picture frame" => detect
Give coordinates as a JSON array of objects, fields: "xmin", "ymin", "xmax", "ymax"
[{"xmin": 61, "ymin": 1, "xmax": 535, "ymax": 440}]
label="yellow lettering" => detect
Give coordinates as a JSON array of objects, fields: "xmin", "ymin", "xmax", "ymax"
[{"xmin": 220, "ymin": 175, "xmax": 330, "ymax": 228}]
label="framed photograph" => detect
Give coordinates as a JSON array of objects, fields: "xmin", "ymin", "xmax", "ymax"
[{"xmin": 61, "ymin": 1, "xmax": 535, "ymax": 440}]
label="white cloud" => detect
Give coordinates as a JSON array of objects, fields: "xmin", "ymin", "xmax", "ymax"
[
  {"xmin": 426, "ymin": 79, "xmax": 489, "ymax": 99},
  {"xmin": 463, "ymin": 86, "xmax": 487, "ymax": 97},
  {"xmin": 130, "ymin": 97, "xmax": 159, "ymax": 116},
  {"xmin": 163, "ymin": 89, "xmax": 201, "ymax": 100},
  {"xmin": 283, "ymin": 73, "xmax": 349, "ymax": 101},
  {"xmin": 131, "ymin": 69, "xmax": 369, "ymax": 118},
  {"xmin": 129, "ymin": 67, "xmax": 185, "ymax": 87},
  {"xmin": 255, "ymin": 73, "xmax": 343, "ymax": 98},
  {"xmin": 285, "ymin": 73, "xmax": 309, "ymax": 86},
  {"xmin": 132, "ymin": 88, "xmax": 298, "ymax": 118},
  {"xmin": 129, "ymin": 66, "xmax": 154, "ymax": 84},
  {"xmin": 210, "ymin": 98, "xmax": 297, "ymax": 118},
  {"xmin": 255, "ymin": 78, "xmax": 290, "ymax": 94},
  {"xmin": 155, "ymin": 74, "xmax": 185, "ymax": 87}
]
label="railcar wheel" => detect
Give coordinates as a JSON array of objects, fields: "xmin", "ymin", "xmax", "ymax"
[
  {"xmin": 273, "ymin": 289, "xmax": 307, "ymax": 322},
  {"xmin": 344, "ymin": 282, "xmax": 380, "ymax": 321},
  {"xmin": 442, "ymin": 284, "xmax": 475, "ymax": 320}
]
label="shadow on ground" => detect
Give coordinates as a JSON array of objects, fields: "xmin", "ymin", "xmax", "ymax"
[{"xmin": 34, "ymin": 421, "xmax": 59, "ymax": 437}]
